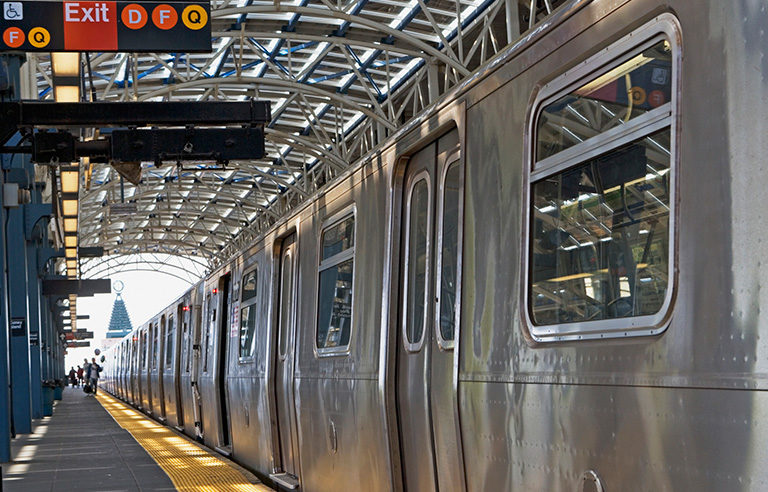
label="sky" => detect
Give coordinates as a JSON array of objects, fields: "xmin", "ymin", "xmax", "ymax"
[{"xmin": 64, "ymin": 265, "xmax": 201, "ymax": 371}]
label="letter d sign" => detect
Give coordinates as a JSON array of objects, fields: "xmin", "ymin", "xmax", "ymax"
[{"xmin": 121, "ymin": 4, "xmax": 147, "ymax": 29}]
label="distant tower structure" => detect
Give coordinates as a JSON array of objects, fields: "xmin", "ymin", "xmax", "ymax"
[{"xmin": 106, "ymin": 280, "xmax": 133, "ymax": 339}]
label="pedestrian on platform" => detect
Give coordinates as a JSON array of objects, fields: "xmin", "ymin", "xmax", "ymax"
[
  {"xmin": 83, "ymin": 359, "xmax": 92, "ymax": 394},
  {"xmin": 88, "ymin": 357, "xmax": 102, "ymax": 395},
  {"xmin": 76, "ymin": 365, "xmax": 84, "ymax": 386},
  {"xmin": 68, "ymin": 367, "xmax": 77, "ymax": 387}
]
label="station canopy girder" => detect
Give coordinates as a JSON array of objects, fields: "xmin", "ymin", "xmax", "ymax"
[{"xmin": 30, "ymin": 0, "xmax": 569, "ymax": 275}]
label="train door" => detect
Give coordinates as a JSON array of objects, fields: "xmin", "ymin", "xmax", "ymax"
[
  {"xmin": 396, "ymin": 129, "xmax": 464, "ymax": 491},
  {"xmin": 271, "ymin": 234, "xmax": 300, "ymax": 488},
  {"xmin": 216, "ymin": 274, "xmax": 232, "ymax": 449}
]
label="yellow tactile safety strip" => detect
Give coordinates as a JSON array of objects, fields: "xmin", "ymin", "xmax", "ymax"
[{"xmin": 96, "ymin": 392, "xmax": 273, "ymax": 492}]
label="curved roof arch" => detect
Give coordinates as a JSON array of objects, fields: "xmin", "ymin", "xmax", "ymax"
[{"xmin": 33, "ymin": 0, "xmax": 571, "ymax": 275}]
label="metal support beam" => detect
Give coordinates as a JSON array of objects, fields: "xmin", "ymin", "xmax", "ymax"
[{"xmin": 505, "ymin": 0, "xmax": 520, "ymax": 45}]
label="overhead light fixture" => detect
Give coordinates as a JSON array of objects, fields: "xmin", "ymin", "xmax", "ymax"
[
  {"xmin": 67, "ymin": 267, "xmax": 77, "ymax": 278},
  {"xmin": 62, "ymin": 199, "xmax": 78, "ymax": 216},
  {"xmin": 54, "ymin": 85, "xmax": 80, "ymax": 103},
  {"xmin": 65, "ymin": 247, "xmax": 77, "ymax": 258},
  {"xmin": 52, "ymin": 52, "xmax": 80, "ymax": 77},
  {"xmin": 66, "ymin": 259, "xmax": 77, "ymax": 269},
  {"xmin": 60, "ymin": 167, "xmax": 79, "ymax": 194},
  {"xmin": 63, "ymin": 217, "xmax": 77, "ymax": 232},
  {"xmin": 65, "ymin": 235, "xmax": 77, "ymax": 248}
]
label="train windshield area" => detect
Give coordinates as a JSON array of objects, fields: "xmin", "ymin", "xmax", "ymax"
[
  {"xmin": 530, "ymin": 129, "xmax": 670, "ymax": 325},
  {"xmin": 537, "ymin": 40, "xmax": 672, "ymax": 160}
]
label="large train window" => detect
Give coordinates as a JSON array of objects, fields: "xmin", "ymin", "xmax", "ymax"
[
  {"xmin": 526, "ymin": 15, "xmax": 680, "ymax": 342},
  {"xmin": 315, "ymin": 208, "xmax": 355, "ymax": 355},
  {"xmin": 239, "ymin": 267, "xmax": 258, "ymax": 360}
]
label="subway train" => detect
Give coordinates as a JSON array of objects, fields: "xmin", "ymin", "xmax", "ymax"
[{"xmin": 101, "ymin": 0, "xmax": 768, "ymax": 490}]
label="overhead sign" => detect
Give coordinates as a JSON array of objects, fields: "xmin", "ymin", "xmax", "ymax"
[
  {"xmin": 65, "ymin": 330, "xmax": 94, "ymax": 340},
  {"xmin": 0, "ymin": 1, "xmax": 211, "ymax": 52},
  {"xmin": 66, "ymin": 340, "xmax": 91, "ymax": 348}
]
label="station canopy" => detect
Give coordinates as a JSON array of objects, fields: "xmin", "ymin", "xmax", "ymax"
[{"xmin": 30, "ymin": 0, "xmax": 569, "ymax": 277}]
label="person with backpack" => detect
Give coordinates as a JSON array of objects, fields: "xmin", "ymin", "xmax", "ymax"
[{"xmin": 88, "ymin": 357, "xmax": 102, "ymax": 395}]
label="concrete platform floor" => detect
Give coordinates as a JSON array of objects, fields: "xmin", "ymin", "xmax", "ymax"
[{"xmin": 2, "ymin": 386, "xmax": 176, "ymax": 491}]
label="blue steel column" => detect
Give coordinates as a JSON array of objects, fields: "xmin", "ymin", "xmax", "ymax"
[
  {"xmin": 26, "ymin": 198, "xmax": 49, "ymax": 419},
  {"xmin": 2, "ymin": 53, "xmax": 36, "ymax": 435},
  {"xmin": 0, "ymin": 53, "xmax": 22, "ymax": 460},
  {"xmin": 26, "ymin": 239, "xmax": 41, "ymax": 418},
  {"xmin": 5, "ymin": 157, "xmax": 33, "ymax": 437}
]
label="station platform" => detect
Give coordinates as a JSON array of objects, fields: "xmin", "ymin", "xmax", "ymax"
[{"xmin": 2, "ymin": 386, "xmax": 273, "ymax": 491}]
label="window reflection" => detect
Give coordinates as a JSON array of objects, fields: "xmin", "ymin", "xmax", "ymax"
[
  {"xmin": 239, "ymin": 269, "xmax": 258, "ymax": 359},
  {"xmin": 538, "ymin": 40, "xmax": 672, "ymax": 160},
  {"xmin": 317, "ymin": 214, "xmax": 355, "ymax": 351},
  {"xmin": 530, "ymin": 130, "xmax": 670, "ymax": 325}
]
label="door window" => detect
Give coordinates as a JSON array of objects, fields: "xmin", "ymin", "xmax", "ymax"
[
  {"xmin": 403, "ymin": 174, "xmax": 431, "ymax": 350},
  {"xmin": 316, "ymin": 212, "xmax": 355, "ymax": 353},
  {"xmin": 278, "ymin": 251, "xmax": 294, "ymax": 358},
  {"xmin": 239, "ymin": 267, "xmax": 259, "ymax": 359},
  {"xmin": 436, "ymin": 161, "xmax": 461, "ymax": 347}
]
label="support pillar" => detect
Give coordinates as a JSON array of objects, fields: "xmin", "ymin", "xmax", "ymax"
[
  {"xmin": 6, "ymin": 178, "xmax": 33, "ymax": 436},
  {"xmin": 0, "ymin": 53, "xmax": 21, "ymax": 461},
  {"xmin": 26, "ymin": 196, "xmax": 48, "ymax": 419}
]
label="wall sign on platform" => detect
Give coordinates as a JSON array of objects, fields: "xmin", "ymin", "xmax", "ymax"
[
  {"xmin": 0, "ymin": 1, "xmax": 211, "ymax": 52},
  {"xmin": 10, "ymin": 318, "xmax": 25, "ymax": 337}
]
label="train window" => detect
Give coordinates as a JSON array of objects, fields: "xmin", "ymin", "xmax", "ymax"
[
  {"xmin": 436, "ymin": 160, "xmax": 461, "ymax": 347},
  {"xmin": 316, "ymin": 210, "xmax": 355, "ymax": 354},
  {"xmin": 239, "ymin": 268, "xmax": 258, "ymax": 359},
  {"xmin": 141, "ymin": 330, "xmax": 148, "ymax": 368},
  {"xmin": 537, "ymin": 40, "xmax": 673, "ymax": 160},
  {"xmin": 278, "ymin": 253, "xmax": 293, "ymax": 358},
  {"xmin": 204, "ymin": 293, "xmax": 212, "ymax": 372},
  {"xmin": 182, "ymin": 316, "xmax": 190, "ymax": 373},
  {"xmin": 165, "ymin": 315, "xmax": 175, "ymax": 368},
  {"xmin": 152, "ymin": 323, "xmax": 159, "ymax": 369},
  {"xmin": 403, "ymin": 174, "xmax": 431, "ymax": 350},
  {"xmin": 526, "ymin": 16, "xmax": 679, "ymax": 342}
]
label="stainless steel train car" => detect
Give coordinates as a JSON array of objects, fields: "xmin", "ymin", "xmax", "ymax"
[{"xmin": 102, "ymin": 0, "xmax": 768, "ymax": 489}]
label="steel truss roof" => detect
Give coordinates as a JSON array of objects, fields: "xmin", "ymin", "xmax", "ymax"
[{"xmin": 32, "ymin": 0, "xmax": 569, "ymax": 274}]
